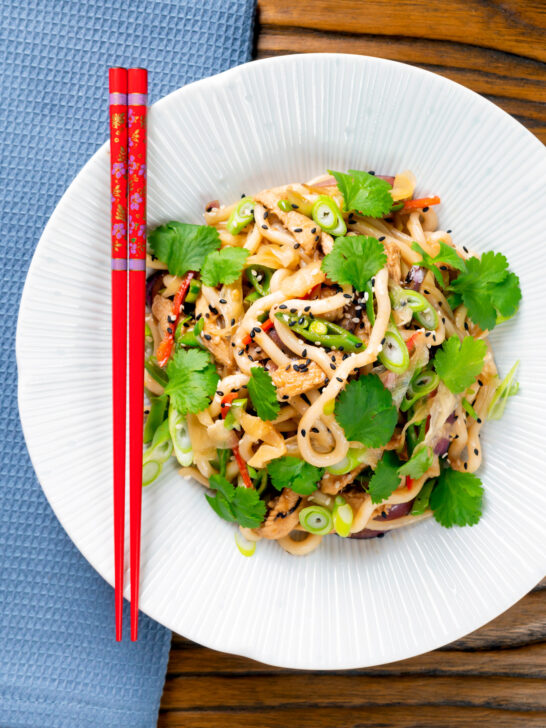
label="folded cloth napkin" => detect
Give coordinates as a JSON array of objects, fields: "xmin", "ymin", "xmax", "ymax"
[{"xmin": 0, "ymin": 1, "xmax": 255, "ymax": 726}]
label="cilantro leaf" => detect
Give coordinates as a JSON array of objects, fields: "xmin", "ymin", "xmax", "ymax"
[
  {"xmin": 201, "ymin": 246, "xmax": 249, "ymax": 287},
  {"xmin": 411, "ymin": 241, "xmax": 465, "ymax": 287},
  {"xmin": 148, "ymin": 222, "xmax": 221, "ymax": 278},
  {"xmin": 205, "ymin": 473, "xmax": 265, "ymax": 528},
  {"xmin": 165, "ymin": 348, "xmax": 219, "ymax": 414},
  {"xmin": 398, "ymin": 445, "xmax": 434, "ymax": 479},
  {"xmin": 329, "ymin": 169, "xmax": 393, "ymax": 217},
  {"xmin": 433, "ymin": 336, "xmax": 487, "ymax": 394},
  {"xmin": 335, "ymin": 375, "xmax": 397, "ymax": 448},
  {"xmin": 368, "ymin": 450, "xmax": 403, "ymax": 504},
  {"xmin": 267, "ymin": 455, "xmax": 323, "ymax": 495},
  {"xmin": 449, "ymin": 251, "xmax": 521, "ymax": 331},
  {"xmin": 429, "ymin": 466, "xmax": 483, "ymax": 527},
  {"xmin": 247, "ymin": 367, "xmax": 280, "ymax": 421},
  {"xmin": 321, "ymin": 235, "xmax": 387, "ymax": 291}
]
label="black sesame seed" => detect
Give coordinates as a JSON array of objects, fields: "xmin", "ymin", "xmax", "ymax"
[
  {"xmin": 441, "ymin": 317, "xmax": 446, "ymax": 324},
  {"xmin": 231, "ymin": 342, "xmax": 235, "ymax": 347},
  {"xmin": 293, "ymin": 227, "xmax": 303, "ymax": 233},
  {"xmin": 301, "ymin": 429, "xmax": 306, "ymax": 437},
  {"xmin": 330, "ymin": 363, "xmax": 337, "ymax": 370},
  {"xmin": 368, "ymin": 170, "xmax": 376, "ymax": 175},
  {"xmin": 217, "ymin": 391, "xmax": 224, "ymax": 397},
  {"xmin": 343, "ymin": 293, "xmax": 352, "ymax": 299},
  {"xmin": 196, "ymin": 313, "xmax": 202, "ymax": 320},
  {"xmin": 204, "ymin": 334, "xmax": 212, "ymax": 341},
  {"xmin": 302, "ymin": 348, "xmax": 307, "ymax": 357},
  {"xmin": 381, "ymin": 337, "xmax": 386, "ymax": 345},
  {"xmin": 219, "ymin": 298, "xmax": 227, "ymax": 304},
  {"xmin": 464, "ymin": 462, "xmax": 468, "ymax": 470},
  {"xmin": 294, "ymin": 243, "xmax": 301, "ymax": 249},
  {"xmin": 440, "ymin": 265, "xmax": 448, "ymax": 271},
  {"xmin": 231, "ymin": 318, "xmax": 235, "ymax": 326},
  {"xmin": 282, "ymin": 394, "xmax": 289, "ymax": 399},
  {"xmin": 248, "ymin": 355, "xmax": 254, "ymax": 361},
  {"xmin": 464, "ymin": 322, "xmax": 469, "ymax": 331},
  {"xmin": 338, "ymin": 346, "xmax": 344, "ymax": 352},
  {"xmin": 205, "ymin": 312, "xmax": 210, "ymax": 319},
  {"xmin": 167, "ymin": 327, "xmax": 172, "ymax": 334},
  {"xmin": 447, "ymin": 229, "xmax": 452, "ymax": 234},
  {"xmin": 288, "ymin": 321, "xmax": 296, "ymax": 327},
  {"xmin": 422, "ymin": 206, "xmax": 429, "ymax": 212},
  {"xmin": 290, "ymin": 308, "xmax": 297, "ymax": 314},
  {"xmin": 261, "ymin": 224, "xmax": 268, "ymax": 230},
  {"xmin": 263, "ymin": 210, "xmax": 269, "ymax": 219},
  {"xmin": 298, "ymin": 317, "xmax": 305, "ymax": 325},
  {"xmin": 336, "ymin": 377, "xmax": 343, "ymax": 382},
  {"xmin": 209, "ymin": 305, "xmax": 218, "ymax": 314},
  {"xmin": 304, "ymin": 305, "xmax": 311, "ymax": 312},
  {"xmin": 311, "ymin": 427, "xmax": 319, "ymax": 433},
  {"xmin": 378, "ymin": 236, "xmax": 385, "ymax": 242},
  {"xmin": 291, "ymin": 203, "xmax": 299, "ymax": 209},
  {"xmin": 478, "ymin": 379, "xmax": 483, "ymax": 386},
  {"xmin": 342, "ymin": 353, "xmax": 349, "ymax": 360},
  {"xmin": 424, "ymin": 289, "xmax": 430, "ymax": 295},
  {"xmin": 474, "ymin": 448, "xmax": 479, "ymax": 456},
  {"xmin": 285, "ymin": 365, "xmax": 291, "ymax": 371},
  {"xmin": 279, "ymin": 304, "xmax": 287, "ymax": 310},
  {"xmin": 249, "ymin": 331, "xmax": 255, "ymax": 339},
  {"xmin": 311, "ymin": 227, "xmax": 317, "ymax": 234},
  {"xmin": 477, "ymin": 417, "xmax": 482, "ymax": 424},
  {"xmin": 315, "ymin": 235, "xmax": 320, "ymax": 242},
  {"xmin": 238, "ymin": 349, "xmax": 244, "ymax": 355},
  {"xmin": 463, "ymin": 245, "xmax": 468, "ymax": 253},
  {"xmin": 355, "ymin": 342, "xmax": 363, "ymax": 348},
  {"xmin": 425, "ymin": 332, "xmax": 431, "ymax": 337}
]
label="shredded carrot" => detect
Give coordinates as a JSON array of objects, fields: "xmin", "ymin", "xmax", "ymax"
[
  {"xmin": 402, "ymin": 196, "xmax": 441, "ymax": 211},
  {"xmin": 241, "ymin": 317, "xmax": 274, "ymax": 348},
  {"xmin": 406, "ymin": 332, "xmax": 420, "ymax": 352},
  {"xmin": 220, "ymin": 393, "xmax": 253, "ymax": 488},
  {"xmin": 156, "ymin": 271, "xmax": 195, "ymax": 367}
]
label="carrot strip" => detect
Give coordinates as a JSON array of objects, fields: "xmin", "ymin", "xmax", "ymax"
[
  {"xmin": 402, "ymin": 196, "xmax": 441, "ymax": 211},
  {"xmin": 156, "ymin": 271, "xmax": 195, "ymax": 367},
  {"xmin": 406, "ymin": 476, "xmax": 414, "ymax": 491},
  {"xmin": 241, "ymin": 317, "xmax": 274, "ymax": 348}
]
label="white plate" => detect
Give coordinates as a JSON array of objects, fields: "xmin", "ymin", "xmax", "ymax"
[{"xmin": 17, "ymin": 54, "xmax": 546, "ymax": 669}]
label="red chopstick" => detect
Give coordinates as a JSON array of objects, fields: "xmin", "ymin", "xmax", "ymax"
[
  {"xmin": 128, "ymin": 68, "xmax": 148, "ymax": 641},
  {"xmin": 109, "ymin": 67, "xmax": 128, "ymax": 642}
]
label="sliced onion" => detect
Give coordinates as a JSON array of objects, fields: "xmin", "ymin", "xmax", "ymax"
[
  {"xmin": 434, "ymin": 437, "xmax": 450, "ymax": 456},
  {"xmin": 406, "ymin": 266, "xmax": 425, "ymax": 291},
  {"xmin": 146, "ymin": 270, "xmax": 165, "ymax": 307}
]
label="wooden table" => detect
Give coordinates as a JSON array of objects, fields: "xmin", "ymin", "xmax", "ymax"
[{"xmin": 159, "ymin": 2, "xmax": 546, "ymax": 725}]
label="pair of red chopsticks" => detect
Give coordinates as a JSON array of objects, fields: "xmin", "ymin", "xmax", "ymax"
[{"xmin": 109, "ymin": 67, "xmax": 148, "ymax": 641}]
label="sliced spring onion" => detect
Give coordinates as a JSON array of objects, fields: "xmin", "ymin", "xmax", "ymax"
[
  {"xmin": 143, "ymin": 394, "xmax": 168, "ymax": 444},
  {"xmin": 332, "ymin": 495, "xmax": 353, "ymax": 537},
  {"xmin": 308, "ymin": 319, "xmax": 328, "ymax": 336},
  {"xmin": 277, "ymin": 198, "xmax": 292, "ymax": 212},
  {"xmin": 177, "ymin": 316, "xmax": 205, "ymax": 348},
  {"xmin": 299, "ymin": 505, "xmax": 333, "ymax": 536},
  {"xmin": 227, "ymin": 197, "xmax": 255, "ymax": 235},
  {"xmin": 234, "ymin": 530, "xmax": 256, "ymax": 557},
  {"xmin": 390, "ymin": 286, "xmax": 428, "ymax": 312},
  {"xmin": 323, "ymin": 399, "xmax": 335, "ymax": 415},
  {"xmin": 168, "ymin": 405, "xmax": 193, "ymax": 466},
  {"xmin": 462, "ymin": 397, "xmax": 479, "ymax": 420},
  {"xmin": 145, "ymin": 356, "xmax": 169, "ymax": 387},
  {"xmin": 401, "ymin": 368, "xmax": 440, "ymax": 412},
  {"xmin": 488, "ymin": 360, "xmax": 520, "ymax": 421},
  {"xmin": 223, "ymin": 398, "xmax": 247, "ymax": 431},
  {"xmin": 143, "ymin": 460, "xmax": 162, "ymax": 487},
  {"xmin": 410, "ymin": 479, "xmax": 435, "ymax": 515},
  {"xmin": 365, "ymin": 281, "xmax": 375, "ymax": 326},
  {"xmin": 312, "ymin": 195, "xmax": 346, "ymax": 236},
  {"xmin": 413, "ymin": 303, "xmax": 438, "ymax": 330},
  {"xmin": 326, "ymin": 447, "xmax": 368, "ymax": 475},
  {"xmin": 143, "ymin": 419, "xmax": 172, "ymax": 466},
  {"xmin": 185, "ymin": 278, "xmax": 202, "ymax": 303},
  {"xmin": 245, "ymin": 265, "xmax": 274, "ymax": 297},
  {"xmin": 378, "ymin": 324, "xmax": 410, "ymax": 374},
  {"xmin": 244, "ymin": 290, "xmax": 261, "ymax": 305}
]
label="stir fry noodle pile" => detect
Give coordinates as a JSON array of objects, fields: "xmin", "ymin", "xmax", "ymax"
[{"xmin": 143, "ymin": 169, "xmax": 521, "ymax": 556}]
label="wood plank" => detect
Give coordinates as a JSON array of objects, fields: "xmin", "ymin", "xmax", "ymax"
[
  {"xmin": 257, "ymin": 0, "xmax": 546, "ymax": 62},
  {"xmin": 158, "ymin": 706, "xmax": 546, "ymax": 728},
  {"xmin": 165, "ymin": 640, "xmax": 546, "ymax": 678},
  {"xmin": 160, "ymin": 674, "xmax": 546, "ymax": 711}
]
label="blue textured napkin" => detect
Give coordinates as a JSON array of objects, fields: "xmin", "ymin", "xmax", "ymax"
[{"xmin": 0, "ymin": 2, "xmax": 255, "ymax": 726}]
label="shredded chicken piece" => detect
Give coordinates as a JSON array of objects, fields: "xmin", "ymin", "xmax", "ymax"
[
  {"xmin": 320, "ymin": 465, "xmax": 365, "ymax": 495},
  {"xmin": 270, "ymin": 359, "xmax": 326, "ymax": 398},
  {"xmin": 385, "ymin": 241, "xmax": 402, "ymax": 283},
  {"xmin": 151, "ymin": 294, "xmax": 172, "ymax": 339},
  {"xmin": 254, "ymin": 188, "xmax": 320, "ymax": 255},
  {"xmin": 255, "ymin": 488, "xmax": 302, "ymax": 539}
]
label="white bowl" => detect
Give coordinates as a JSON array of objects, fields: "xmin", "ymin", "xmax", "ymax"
[{"xmin": 17, "ymin": 54, "xmax": 546, "ymax": 669}]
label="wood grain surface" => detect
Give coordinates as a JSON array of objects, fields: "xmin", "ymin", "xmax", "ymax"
[{"xmin": 159, "ymin": 2, "xmax": 545, "ymax": 725}]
